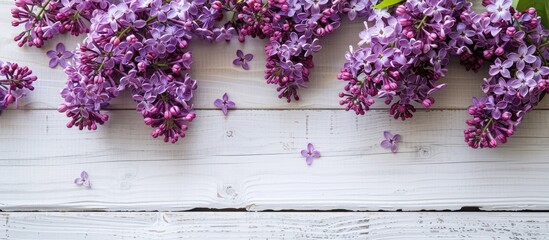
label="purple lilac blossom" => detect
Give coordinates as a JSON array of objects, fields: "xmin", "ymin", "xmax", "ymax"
[
  {"xmin": 0, "ymin": 61, "xmax": 37, "ymax": 114},
  {"xmin": 57, "ymin": 0, "xmax": 205, "ymax": 143},
  {"xmin": 214, "ymin": 93, "xmax": 236, "ymax": 116},
  {"xmin": 338, "ymin": 0, "xmax": 464, "ymax": 119},
  {"xmin": 11, "ymin": 0, "xmax": 383, "ymax": 144},
  {"xmin": 14, "ymin": 0, "xmax": 380, "ymax": 109},
  {"xmin": 215, "ymin": 0, "xmax": 379, "ymax": 102},
  {"xmin": 340, "ymin": 0, "xmax": 549, "ymax": 149},
  {"xmin": 233, "ymin": 50, "xmax": 253, "ymax": 70},
  {"xmin": 74, "ymin": 171, "xmax": 91, "ymax": 188},
  {"xmin": 301, "ymin": 143, "xmax": 320, "ymax": 165},
  {"xmin": 11, "ymin": 0, "xmax": 107, "ymax": 47},
  {"xmin": 460, "ymin": 1, "xmax": 549, "ymax": 148},
  {"xmin": 47, "ymin": 43, "xmax": 74, "ymax": 68},
  {"xmin": 380, "ymin": 131, "xmax": 401, "ymax": 153}
]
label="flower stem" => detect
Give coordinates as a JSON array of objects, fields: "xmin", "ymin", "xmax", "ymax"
[
  {"xmin": 36, "ymin": 0, "xmax": 52, "ymax": 20},
  {"xmin": 117, "ymin": 16, "xmax": 158, "ymax": 39},
  {"xmin": 416, "ymin": 15, "xmax": 428, "ymax": 30},
  {"xmin": 481, "ymin": 118, "xmax": 494, "ymax": 133}
]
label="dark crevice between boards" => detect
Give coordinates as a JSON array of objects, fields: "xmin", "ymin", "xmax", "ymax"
[{"xmin": 2, "ymin": 208, "xmax": 549, "ymax": 213}]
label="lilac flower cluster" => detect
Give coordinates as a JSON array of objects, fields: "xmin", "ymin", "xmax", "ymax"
[
  {"xmin": 10, "ymin": 0, "xmax": 386, "ymax": 143},
  {"xmin": 0, "ymin": 61, "xmax": 37, "ymax": 114},
  {"xmin": 56, "ymin": 0, "xmax": 222, "ymax": 143},
  {"xmin": 459, "ymin": 0, "xmax": 549, "ymax": 148},
  {"xmin": 338, "ymin": 0, "xmax": 469, "ymax": 119},
  {"xmin": 11, "ymin": 0, "xmax": 106, "ymax": 47},
  {"xmin": 215, "ymin": 0, "xmax": 378, "ymax": 101},
  {"xmin": 340, "ymin": 0, "xmax": 549, "ymax": 149}
]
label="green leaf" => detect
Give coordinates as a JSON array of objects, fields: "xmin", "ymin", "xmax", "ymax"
[
  {"xmin": 516, "ymin": 0, "xmax": 533, "ymax": 11},
  {"xmin": 516, "ymin": 0, "xmax": 549, "ymax": 29},
  {"xmin": 534, "ymin": 0, "xmax": 549, "ymax": 29},
  {"xmin": 512, "ymin": 0, "xmax": 520, "ymax": 8},
  {"xmin": 374, "ymin": 0, "xmax": 405, "ymax": 9},
  {"xmin": 543, "ymin": 0, "xmax": 549, "ymax": 28}
]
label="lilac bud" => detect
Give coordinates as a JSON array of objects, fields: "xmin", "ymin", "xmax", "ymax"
[
  {"xmin": 164, "ymin": 110, "xmax": 172, "ymax": 119},
  {"xmin": 144, "ymin": 117, "xmax": 154, "ymax": 125},
  {"xmin": 495, "ymin": 47, "xmax": 505, "ymax": 56},
  {"xmin": 57, "ymin": 104, "xmax": 68, "ymax": 113},
  {"xmin": 502, "ymin": 111, "xmax": 511, "ymax": 120}
]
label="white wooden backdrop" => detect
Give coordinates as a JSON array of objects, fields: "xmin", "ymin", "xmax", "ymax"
[{"xmin": 1, "ymin": 0, "xmax": 549, "ymax": 239}]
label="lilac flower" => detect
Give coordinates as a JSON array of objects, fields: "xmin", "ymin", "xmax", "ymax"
[
  {"xmin": 347, "ymin": 0, "xmax": 367, "ymax": 21},
  {"xmin": 380, "ymin": 131, "xmax": 401, "ymax": 153},
  {"xmin": 507, "ymin": 45, "xmax": 538, "ymax": 71},
  {"xmin": 486, "ymin": 0, "xmax": 512, "ymax": 23},
  {"xmin": 0, "ymin": 61, "xmax": 37, "ymax": 113},
  {"xmin": 74, "ymin": 171, "xmax": 91, "ymax": 188},
  {"xmin": 489, "ymin": 58, "xmax": 512, "ymax": 78},
  {"xmin": 511, "ymin": 71, "xmax": 536, "ymax": 97},
  {"xmin": 233, "ymin": 50, "xmax": 253, "ymax": 70},
  {"xmin": 11, "ymin": 0, "xmax": 101, "ymax": 47},
  {"xmin": 105, "ymin": 3, "xmax": 126, "ymax": 31},
  {"xmin": 462, "ymin": 5, "xmax": 548, "ymax": 149},
  {"xmin": 21, "ymin": 0, "xmax": 380, "ymax": 143},
  {"xmin": 214, "ymin": 93, "xmax": 235, "ymax": 116},
  {"xmin": 47, "ymin": 43, "xmax": 73, "ymax": 68},
  {"xmin": 303, "ymin": 38, "xmax": 322, "ymax": 57},
  {"xmin": 301, "ymin": 143, "xmax": 320, "ymax": 165}
]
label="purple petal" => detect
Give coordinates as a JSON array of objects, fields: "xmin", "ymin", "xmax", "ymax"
[
  {"xmin": 46, "ymin": 50, "xmax": 57, "ymax": 58},
  {"xmin": 307, "ymin": 143, "xmax": 314, "ymax": 152},
  {"xmin": 226, "ymin": 101, "xmax": 236, "ymax": 108},
  {"xmin": 221, "ymin": 106, "xmax": 228, "ymax": 115},
  {"xmin": 74, "ymin": 178, "xmax": 84, "ymax": 185},
  {"xmin": 492, "ymin": 109, "xmax": 501, "ymax": 119},
  {"xmin": 56, "ymin": 42, "xmax": 66, "ymax": 52},
  {"xmin": 236, "ymin": 50, "xmax": 243, "ymax": 58},
  {"xmin": 241, "ymin": 62, "xmax": 249, "ymax": 70},
  {"xmin": 49, "ymin": 58, "xmax": 59, "ymax": 68},
  {"xmin": 81, "ymin": 171, "xmax": 89, "ymax": 179},
  {"xmin": 306, "ymin": 156, "xmax": 314, "ymax": 165},
  {"xmin": 59, "ymin": 59, "xmax": 68, "ymax": 68},
  {"xmin": 83, "ymin": 180, "xmax": 91, "ymax": 188},
  {"xmin": 392, "ymin": 134, "xmax": 401, "ymax": 143},
  {"xmin": 233, "ymin": 59, "xmax": 242, "ymax": 66},
  {"xmin": 214, "ymin": 99, "xmax": 224, "ymax": 107},
  {"xmin": 244, "ymin": 54, "xmax": 253, "ymax": 61},
  {"xmin": 390, "ymin": 144, "xmax": 398, "ymax": 153},
  {"xmin": 301, "ymin": 149, "xmax": 309, "ymax": 157},
  {"xmin": 380, "ymin": 140, "xmax": 391, "ymax": 148},
  {"xmin": 520, "ymin": 86, "xmax": 528, "ymax": 97},
  {"xmin": 489, "ymin": 68, "xmax": 499, "ymax": 76},
  {"xmin": 383, "ymin": 131, "xmax": 392, "ymax": 140},
  {"xmin": 223, "ymin": 93, "xmax": 229, "ymax": 101},
  {"xmin": 311, "ymin": 150, "xmax": 320, "ymax": 158}
]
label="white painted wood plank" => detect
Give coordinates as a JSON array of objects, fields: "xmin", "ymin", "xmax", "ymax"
[
  {"xmin": 2, "ymin": 212, "xmax": 549, "ymax": 239},
  {"xmin": 1, "ymin": 0, "xmax": 547, "ymax": 110},
  {"xmin": 1, "ymin": 109, "xmax": 549, "ymax": 211}
]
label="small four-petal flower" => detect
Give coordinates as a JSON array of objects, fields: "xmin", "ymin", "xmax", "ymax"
[
  {"xmin": 233, "ymin": 50, "xmax": 253, "ymax": 70},
  {"xmin": 301, "ymin": 143, "xmax": 320, "ymax": 165},
  {"xmin": 380, "ymin": 131, "xmax": 401, "ymax": 153},
  {"xmin": 214, "ymin": 93, "xmax": 236, "ymax": 116}
]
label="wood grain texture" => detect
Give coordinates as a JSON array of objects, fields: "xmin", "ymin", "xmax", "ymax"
[
  {"xmin": 2, "ymin": 212, "xmax": 549, "ymax": 239},
  {"xmin": 1, "ymin": 109, "xmax": 548, "ymax": 211},
  {"xmin": 1, "ymin": 0, "xmax": 548, "ymax": 110}
]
